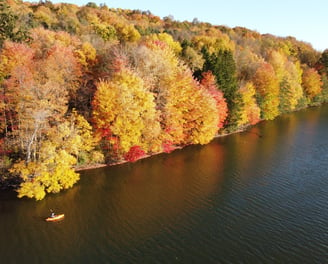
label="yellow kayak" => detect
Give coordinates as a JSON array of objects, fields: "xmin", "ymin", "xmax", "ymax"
[{"xmin": 45, "ymin": 214, "xmax": 65, "ymax": 222}]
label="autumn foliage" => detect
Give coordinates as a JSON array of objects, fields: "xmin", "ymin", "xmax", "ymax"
[
  {"xmin": 0, "ymin": 0, "xmax": 326, "ymax": 199},
  {"xmin": 302, "ymin": 68, "xmax": 322, "ymax": 99},
  {"xmin": 124, "ymin": 146, "xmax": 146, "ymax": 162},
  {"xmin": 200, "ymin": 71, "xmax": 228, "ymax": 129}
]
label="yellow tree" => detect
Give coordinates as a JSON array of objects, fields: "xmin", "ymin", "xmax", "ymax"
[
  {"xmin": 143, "ymin": 33, "xmax": 182, "ymax": 55},
  {"xmin": 114, "ymin": 23, "xmax": 141, "ymax": 43},
  {"xmin": 92, "ymin": 67, "xmax": 160, "ymax": 159},
  {"xmin": 252, "ymin": 62, "xmax": 280, "ymax": 120},
  {"xmin": 57, "ymin": 110, "xmax": 104, "ymax": 165},
  {"xmin": 181, "ymin": 45, "xmax": 204, "ymax": 72},
  {"xmin": 76, "ymin": 41, "xmax": 97, "ymax": 64},
  {"xmin": 192, "ymin": 28, "xmax": 234, "ymax": 54},
  {"xmin": 33, "ymin": 5, "xmax": 58, "ymax": 29},
  {"xmin": 267, "ymin": 50, "xmax": 304, "ymax": 112},
  {"xmin": 267, "ymin": 49, "xmax": 286, "ymax": 81},
  {"xmin": 11, "ymin": 145, "xmax": 79, "ymax": 200},
  {"xmin": 302, "ymin": 68, "xmax": 322, "ymax": 100},
  {"xmin": 11, "ymin": 110, "xmax": 101, "ymax": 200},
  {"xmin": 131, "ymin": 42, "xmax": 179, "ymax": 96},
  {"xmin": 238, "ymin": 82, "xmax": 261, "ymax": 126},
  {"xmin": 163, "ymin": 67, "xmax": 219, "ymax": 145},
  {"xmin": 280, "ymin": 60, "xmax": 304, "ymax": 112}
]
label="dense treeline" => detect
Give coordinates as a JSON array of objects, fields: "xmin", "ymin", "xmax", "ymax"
[{"xmin": 1, "ymin": 0, "xmax": 327, "ymax": 200}]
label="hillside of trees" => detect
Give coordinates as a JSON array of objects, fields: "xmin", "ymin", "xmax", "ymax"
[{"xmin": 1, "ymin": 0, "xmax": 328, "ymax": 200}]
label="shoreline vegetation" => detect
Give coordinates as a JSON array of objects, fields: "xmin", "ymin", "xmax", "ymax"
[
  {"xmin": 0, "ymin": 124, "xmax": 249, "ymax": 190},
  {"xmin": 74, "ymin": 126, "xmax": 250, "ymax": 171},
  {"xmin": 0, "ymin": 0, "xmax": 327, "ymax": 200},
  {"xmin": 75, "ymin": 102, "xmax": 319, "ymax": 172}
]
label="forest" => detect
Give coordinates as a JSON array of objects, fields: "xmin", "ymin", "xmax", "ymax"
[{"xmin": 1, "ymin": 0, "xmax": 328, "ymax": 200}]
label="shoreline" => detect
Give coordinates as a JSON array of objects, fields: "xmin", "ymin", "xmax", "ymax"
[
  {"xmin": 90, "ymin": 105, "xmax": 317, "ymax": 172},
  {"xmin": 74, "ymin": 125, "xmax": 252, "ymax": 172},
  {"xmin": 0, "ymin": 104, "xmax": 322, "ymax": 191}
]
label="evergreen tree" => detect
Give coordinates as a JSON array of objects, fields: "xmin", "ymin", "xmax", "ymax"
[{"xmin": 202, "ymin": 48, "xmax": 243, "ymax": 131}]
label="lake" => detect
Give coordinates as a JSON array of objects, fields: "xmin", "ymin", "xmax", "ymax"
[{"xmin": 1, "ymin": 105, "xmax": 328, "ymax": 263}]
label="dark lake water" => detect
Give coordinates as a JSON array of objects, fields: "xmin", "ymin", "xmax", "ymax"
[{"xmin": 1, "ymin": 105, "xmax": 328, "ymax": 263}]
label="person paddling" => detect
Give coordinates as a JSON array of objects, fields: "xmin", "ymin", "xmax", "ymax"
[{"xmin": 50, "ymin": 209, "xmax": 55, "ymax": 218}]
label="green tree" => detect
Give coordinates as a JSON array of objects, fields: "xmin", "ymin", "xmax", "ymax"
[{"xmin": 202, "ymin": 48, "xmax": 243, "ymax": 131}]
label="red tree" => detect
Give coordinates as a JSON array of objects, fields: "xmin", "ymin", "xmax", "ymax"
[
  {"xmin": 124, "ymin": 146, "xmax": 146, "ymax": 162},
  {"xmin": 200, "ymin": 71, "xmax": 228, "ymax": 129}
]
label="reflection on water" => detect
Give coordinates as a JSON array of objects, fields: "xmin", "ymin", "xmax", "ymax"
[
  {"xmin": 1, "ymin": 105, "xmax": 328, "ymax": 263},
  {"xmin": 77, "ymin": 142, "xmax": 227, "ymax": 247}
]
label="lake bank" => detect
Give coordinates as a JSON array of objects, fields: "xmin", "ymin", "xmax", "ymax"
[{"xmin": 74, "ymin": 125, "xmax": 252, "ymax": 172}]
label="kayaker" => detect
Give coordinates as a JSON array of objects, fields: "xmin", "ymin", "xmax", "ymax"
[{"xmin": 51, "ymin": 212, "xmax": 55, "ymax": 218}]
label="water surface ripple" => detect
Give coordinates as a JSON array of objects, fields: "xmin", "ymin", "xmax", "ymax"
[{"xmin": 1, "ymin": 106, "xmax": 328, "ymax": 263}]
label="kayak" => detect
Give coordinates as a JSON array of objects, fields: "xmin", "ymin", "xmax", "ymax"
[{"xmin": 45, "ymin": 214, "xmax": 65, "ymax": 222}]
